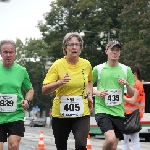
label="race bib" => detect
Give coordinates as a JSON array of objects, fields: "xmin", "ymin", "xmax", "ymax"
[
  {"xmin": 0, "ymin": 94, "xmax": 17, "ymax": 112},
  {"xmin": 60, "ymin": 96, "xmax": 84, "ymax": 117},
  {"xmin": 105, "ymin": 89, "xmax": 122, "ymax": 106}
]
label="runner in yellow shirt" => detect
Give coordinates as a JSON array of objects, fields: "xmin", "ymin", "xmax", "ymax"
[{"xmin": 42, "ymin": 32, "xmax": 93, "ymax": 150}]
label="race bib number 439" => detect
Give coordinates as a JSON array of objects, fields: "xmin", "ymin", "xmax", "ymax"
[
  {"xmin": 105, "ymin": 89, "xmax": 122, "ymax": 106},
  {"xmin": 0, "ymin": 94, "xmax": 17, "ymax": 112},
  {"xmin": 60, "ymin": 96, "xmax": 84, "ymax": 117}
]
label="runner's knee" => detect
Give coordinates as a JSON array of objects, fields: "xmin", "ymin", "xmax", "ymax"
[{"xmin": 8, "ymin": 142, "xmax": 19, "ymax": 150}]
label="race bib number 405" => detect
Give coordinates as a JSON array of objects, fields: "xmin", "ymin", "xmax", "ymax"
[
  {"xmin": 105, "ymin": 89, "xmax": 122, "ymax": 106},
  {"xmin": 0, "ymin": 94, "xmax": 17, "ymax": 112},
  {"xmin": 60, "ymin": 96, "xmax": 84, "ymax": 117}
]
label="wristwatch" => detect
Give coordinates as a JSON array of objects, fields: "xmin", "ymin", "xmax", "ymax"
[{"xmin": 25, "ymin": 99, "xmax": 30, "ymax": 105}]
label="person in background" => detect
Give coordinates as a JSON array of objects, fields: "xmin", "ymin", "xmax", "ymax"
[
  {"xmin": 122, "ymin": 65, "xmax": 145, "ymax": 150},
  {"xmin": 0, "ymin": 40, "xmax": 34, "ymax": 150},
  {"xmin": 32, "ymin": 113, "xmax": 38, "ymax": 120},
  {"xmin": 42, "ymin": 32, "xmax": 93, "ymax": 150},
  {"xmin": 92, "ymin": 40, "xmax": 135, "ymax": 150}
]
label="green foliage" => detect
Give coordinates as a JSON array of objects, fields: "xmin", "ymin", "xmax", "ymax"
[
  {"xmin": 15, "ymin": 38, "xmax": 54, "ymax": 116},
  {"xmin": 38, "ymin": 0, "xmax": 123, "ymax": 67},
  {"xmin": 118, "ymin": 0, "xmax": 150, "ymax": 81},
  {"xmin": 13, "ymin": 0, "xmax": 150, "ymax": 116}
]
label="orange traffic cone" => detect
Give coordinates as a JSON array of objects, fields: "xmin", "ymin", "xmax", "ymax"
[
  {"xmin": 37, "ymin": 131, "xmax": 46, "ymax": 150},
  {"xmin": 86, "ymin": 134, "xmax": 92, "ymax": 150}
]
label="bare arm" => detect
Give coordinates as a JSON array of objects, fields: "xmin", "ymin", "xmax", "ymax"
[
  {"xmin": 126, "ymin": 84, "xmax": 135, "ymax": 97},
  {"xmin": 87, "ymin": 81, "xmax": 93, "ymax": 97},
  {"xmin": 25, "ymin": 88, "xmax": 34, "ymax": 101},
  {"xmin": 86, "ymin": 81, "xmax": 93, "ymax": 112},
  {"xmin": 42, "ymin": 73, "xmax": 71, "ymax": 95},
  {"xmin": 42, "ymin": 80, "xmax": 62, "ymax": 95},
  {"xmin": 22, "ymin": 88, "xmax": 34, "ymax": 109},
  {"xmin": 124, "ymin": 89, "xmax": 139, "ymax": 104},
  {"xmin": 93, "ymin": 88, "xmax": 98, "ymax": 96},
  {"xmin": 118, "ymin": 78, "xmax": 134, "ymax": 97},
  {"xmin": 93, "ymin": 88, "xmax": 108, "ymax": 98}
]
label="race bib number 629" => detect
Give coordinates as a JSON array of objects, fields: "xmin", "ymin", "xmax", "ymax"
[{"xmin": 0, "ymin": 94, "xmax": 17, "ymax": 112}]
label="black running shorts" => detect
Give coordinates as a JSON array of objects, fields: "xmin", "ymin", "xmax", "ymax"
[
  {"xmin": 95, "ymin": 113, "xmax": 125, "ymax": 140},
  {"xmin": 0, "ymin": 120, "xmax": 25, "ymax": 142}
]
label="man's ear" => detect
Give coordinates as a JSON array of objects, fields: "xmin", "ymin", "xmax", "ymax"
[{"xmin": 105, "ymin": 49, "xmax": 108, "ymax": 55}]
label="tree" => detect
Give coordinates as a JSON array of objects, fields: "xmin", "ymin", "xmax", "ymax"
[
  {"xmin": 118, "ymin": 0, "xmax": 150, "ymax": 81},
  {"xmin": 38, "ymin": 0, "xmax": 124, "ymax": 67},
  {"xmin": 16, "ymin": 38, "xmax": 54, "ymax": 117}
]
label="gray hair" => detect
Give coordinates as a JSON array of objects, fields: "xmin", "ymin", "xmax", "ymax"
[
  {"xmin": 0, "ymin": 40, "xmax": 16, "ymax": 51},
  {"xmin": 62, "ymin": 32, "xmax": 84, "ymax": 55}
]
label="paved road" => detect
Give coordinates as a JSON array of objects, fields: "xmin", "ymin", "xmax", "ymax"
[
  {"xmin": 3, "ymin": 126, "xmax": 150, "ymax": 150},
  {"xmin": 4, "ymin": 142, "xmax": 34, "ymax": 150}
]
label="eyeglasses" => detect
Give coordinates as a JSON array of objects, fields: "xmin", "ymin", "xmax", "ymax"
[
  {"xmin": 2, "ymin": 51, "xmax": 15, "ymax": 55},
  {"xmin": 67, "ymin": 43, "xmax": 81, "ymax": 47}
]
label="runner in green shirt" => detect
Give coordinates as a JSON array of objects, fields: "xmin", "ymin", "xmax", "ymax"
[
  {"xmin": 0, "ymin": 40, "xmax": 34, "ymax": 150},
  {"xmin": 92, "ymin": 40, "xmax": 135, "ymax": 150}
]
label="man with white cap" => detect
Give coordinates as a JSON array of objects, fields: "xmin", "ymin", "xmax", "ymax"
[{"xmin": 92, "ymin": 40, "xmax": 135, "ymax": 150}]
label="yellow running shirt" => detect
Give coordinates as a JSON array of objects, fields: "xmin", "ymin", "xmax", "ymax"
[{"xmin": 43, "ymin": 57, "xmax": 93, "ymax": 117}]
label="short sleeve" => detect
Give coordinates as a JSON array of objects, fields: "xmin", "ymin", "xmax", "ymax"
[
  {"xmin": 92, "ymin": 66, "xmax": 98, "ymax": 84},
  {"xmin": 43, "ymin": 62, "xmax": 59, "ymax": 85},
  {"xmin": 88, "ymin": 62, "xmax": 93, "ymax": 81},
  {"xmin": 22, "ymin": 68, "xmax": 33, "ymax": 91},
  {"xmin": 127, "ymin": 67, "xmax": 135, "ymax": 87}
]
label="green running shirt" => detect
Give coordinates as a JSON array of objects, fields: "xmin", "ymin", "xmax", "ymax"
[{"xmin": 92, "ymin": 62, "xmax": 134, "ymax": 117}]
